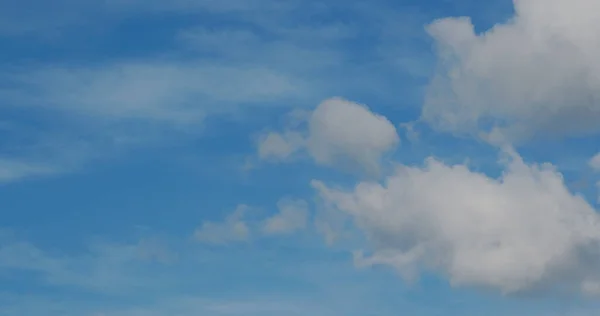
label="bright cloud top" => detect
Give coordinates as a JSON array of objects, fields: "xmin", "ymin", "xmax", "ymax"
[
  {"xmin": 258, "ymin": 97, "xmax": 400, "ymax": 174},
  {"xmin": 423, "ymin": 0, "xmax": 600, "ymax": 142},
  {"xmin": 313, "ymin": 147, "xmax": 600, "ymax": 297}
]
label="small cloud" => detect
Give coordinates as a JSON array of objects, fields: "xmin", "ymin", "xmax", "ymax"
[
  {"xmin": 194, "ymin": 205, "xmax": 251, "ymax": 245},
  {"xmin": 262, "ymin": 198, "xmax": 309, "ymax": 236},
  {"xmin": 135, "ymin": 238, "xmax": 178, "ymax": 264},
  {"xmin": 256, "ymin": 97, "xmax": 400, "ymax": 175},
  {"xmin": 589, "ymin": 152, "xmax": 600, "ymax": 171},
  {"xmin": 6, "ymin": 63, "xmax": 303, "ymax": 125},
  {"xmin": 399, "ymin": 121, "xmax": 420, "ymax": 143},
  {"xmin": 257, "ymin": 132, "xmax": 304, "ymax": 161}
]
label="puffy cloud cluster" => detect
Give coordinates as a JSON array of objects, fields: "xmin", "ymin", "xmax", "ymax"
[
  {"xmin": 423, "ymin": 0, "xmax": 600, "ymax": 142},
  {"xmin": 257, "ymin": 97, "xmax": 399, "ymax": 174},
  {"xmin": 313, "ymin": 149, "xmax": 600, "ymax": 296}
]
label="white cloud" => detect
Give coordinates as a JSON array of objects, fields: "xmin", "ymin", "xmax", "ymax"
[
  {"xmin": 195, "ymin": 200, "xmax": 310, "ymax": 241},
  {"xmin": 399, "ymin": 122, "xmax": 419, "ymax": 143},
  {"xmin": 194, "ymin": 205, "xmax": 251, "ymax": 245},
  {"xmin": 257, "ymin": 98, "xmax": 400, "ymax": 174},
  {"xmin": 423, "ymin": 0, "xmax": 600, "ymax": 142},
  {"xmin": 262, "ymin": 198, "xmax": 309, "ymax": 235},
  {"xmin": 313, "ymin": 148, "xmax": 600, "ymax": 297},
  {"xmin": 589, "ymin": 153, "xmax": 600, "ymax": 171},
  {"xmin": 307, "ymin": 98, "xmax": 400, "ymax": 172}
]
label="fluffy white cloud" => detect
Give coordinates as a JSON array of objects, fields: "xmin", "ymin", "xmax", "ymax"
[
  {"xmin": 194, "ymin": 205, "xmax": 251, "ymax": 245},
  {"xmin": 257, "ymin": 98, "xmax": 399, "ymax": 173},
  {"xmin": 313, "ymin": 148, "xmax": 600, "ymax": 297},
  {"xmin": 262, "ymin": 198, "xmax": 308, "ymax": 235},
  {"xmin": 306, "ymin": 98, "xmax": 400, "ymax": 172},
  {"xmin": 423, "ymin": 0, "xmax": 600, "ymax": 142}
]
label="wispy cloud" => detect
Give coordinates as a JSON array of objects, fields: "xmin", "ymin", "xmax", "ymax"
[
  {"xmin": 0, "ymin": 0, "xmax": 436, "ymax": 184},
  {"xmin": 0, "ymin": 235, "xmax": 176, "ymax": 294},
  {"xmin": 4, "ymin": 62, "xmax": 304, "ymax": 123},
  {"xmin": 0, "ymin": 225, "xmax": 422, "ymax": 316},
  {"xmin": 0, "ymin": 159, "xmax": 57, "ymax": 183}
]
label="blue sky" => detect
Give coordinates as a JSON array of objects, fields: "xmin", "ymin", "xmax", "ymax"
[{"xmin": 2, "ymin": 0, "xmax": 600, "ymax": 315}]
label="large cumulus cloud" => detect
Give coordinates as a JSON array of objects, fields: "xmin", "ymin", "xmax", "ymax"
[
  {"xmin": 423, "ymin": 0, "xmax": 600, "ymax": 142},
  {"xmin": 313, "ymin": 149, "xmax": 600, "ymax": 296}
]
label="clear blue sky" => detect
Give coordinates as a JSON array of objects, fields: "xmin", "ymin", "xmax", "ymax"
[{"xmin": 1, "ymin": 0, "xmax": 600, "ymax": 315}]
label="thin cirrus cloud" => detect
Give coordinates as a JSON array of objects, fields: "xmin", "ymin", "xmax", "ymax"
[
  {"xmin": 0, "ymin": 0, "xmax": 290, "ymax": 37},
  {"xmin": 0, "ymin": 0, "xmax": 421, "ymax": 184},
  {"xmin": 0, "ymin": 158, "xmax": 57, "ymax": 183},
  {"xmin": 4, "ymin": 63, "xmax": 302, "ymax": 124},
  {"xmin": 0, "ymin": 27, "xmax": 329, "ymax": 182},
  {"xmin": 0, "ymin": 236, "xmax": 176, "ymax": 294}
]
